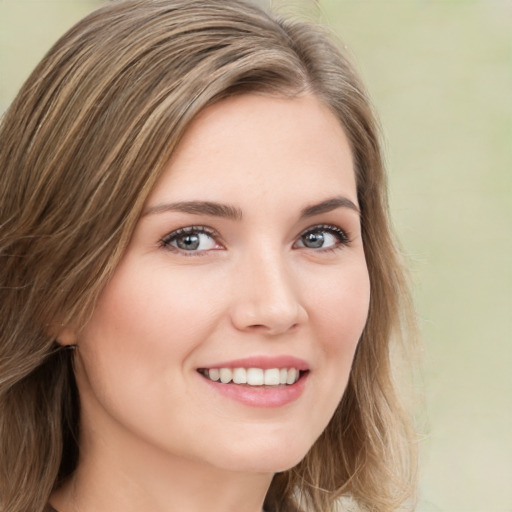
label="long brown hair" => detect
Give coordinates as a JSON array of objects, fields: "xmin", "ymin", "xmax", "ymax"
[{"xmin": 0, "ymin": 1, "xmax": 417, "ymax": 511}]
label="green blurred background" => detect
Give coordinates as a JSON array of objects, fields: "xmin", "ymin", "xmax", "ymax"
[{"xmin": 0, "ymin": 1, "xmax": 510, "ymax": 510}]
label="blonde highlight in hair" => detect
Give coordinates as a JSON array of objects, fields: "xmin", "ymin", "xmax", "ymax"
[{"xmin": 0, "ymin": 1, "xmax": 417, "ymax": 511}]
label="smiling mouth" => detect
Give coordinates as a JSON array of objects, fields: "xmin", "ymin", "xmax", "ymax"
[{"xmin": 197, "ymin": 367, "xmax": 307, "ymax": 387}]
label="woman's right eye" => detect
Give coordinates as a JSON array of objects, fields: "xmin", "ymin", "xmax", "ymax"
[{"xmin": 161, "ymin": 226, "xmax": 222, "ymax": 254}]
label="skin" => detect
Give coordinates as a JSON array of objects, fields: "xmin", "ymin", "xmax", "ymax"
[{"xmin": 53, "ymin": 93, "xmax": 370, "ymax": 512}]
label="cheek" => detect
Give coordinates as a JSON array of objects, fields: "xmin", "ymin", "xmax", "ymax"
[
  {"xmin": 287, "ymin": 261, "xmax": 369, "ymax": 456},
  {"xmin": 73, "ymin": 261, "xmax": 221, "ymax": 441},
  {"xmin": 305, "ymin": 260, "xmax": 370, "ymax": 380},
  {"xmin": 73, "ymin": 258, "xmax": 231, "ymax": 423},
  {"xmin": 80, "ymin": 260, "xmax": 216, "ymax": 358},
  {"xmin": 305, "ymin": 260, "xmax": 369, "ymax": 414},
  {"xmin": 309, "ymin": 262, "xmax": 371, "ymax": 355}
]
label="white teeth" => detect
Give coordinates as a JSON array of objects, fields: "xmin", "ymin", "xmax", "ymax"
[
  {"xmin": 264, "ymin": 368, "xmax": 280, "ymax": 385},
  {"xmin": 219, "ymin": 368, "xmax": 232, "ymax": 384},
  {"xmin": 204, "ymin": 367, "xmax": 302, "ymax": 386},
  {"xmin": 208, "ymin": 368, "xmax": 220, "ymax": 381},
  {"xmin": 247, "ymin": 368, "xmax": 264, "ymax": 386},
  {"xmin": 232, "ymin": 368, "xmax": 247, "ymax": 384},
  {"xmin": 286, "ymin": 368, "xmax": 297, "ymax": 385}
]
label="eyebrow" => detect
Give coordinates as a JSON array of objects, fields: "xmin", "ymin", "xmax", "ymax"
[
  {"xmin": 299, "ymin": 196, "xmax": 360, "ymax": 219},
  {"xmin": 142, "ymin": 196, "xmax": 359, "ymax": 221},
  {"xmin": 143, "ymin": 201, "xmax": 243, "ymax": 220}
]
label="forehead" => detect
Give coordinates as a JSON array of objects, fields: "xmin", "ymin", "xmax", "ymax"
[{"xmin": 148, "ymin": 93, "xmax": 356, "ymax": 208}]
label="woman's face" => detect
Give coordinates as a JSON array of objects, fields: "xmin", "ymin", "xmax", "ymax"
[{"xmin": 70, "ymin": 94, "xmax": 370, "ymax": 475}]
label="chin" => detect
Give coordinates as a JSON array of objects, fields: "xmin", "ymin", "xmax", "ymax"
[
  {"xmin": 217, "ymin": 456, "xmax": 305, "ymax": 475},
  {"xmin": 207, "ymin": 435, "xmax": 314, "ymax": 475}
]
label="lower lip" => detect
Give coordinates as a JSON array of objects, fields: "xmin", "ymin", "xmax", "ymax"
[{"xmin": 199, "ymin": 372, "xmax": 309, "ymax": 408}]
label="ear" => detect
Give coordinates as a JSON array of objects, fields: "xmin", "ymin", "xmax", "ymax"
[{"xmin": 56, "ymin": 326, "xmax": 77, "ymax": 347}]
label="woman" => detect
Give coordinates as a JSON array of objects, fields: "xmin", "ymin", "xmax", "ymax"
[{"xmin": 0, "ymin": 1, "xmax": 417, "ymax": 511}]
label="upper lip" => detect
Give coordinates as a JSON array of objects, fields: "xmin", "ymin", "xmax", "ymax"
[{"xmin": 198, "ymin": 355, "xmax": 309, "ymax": 371}]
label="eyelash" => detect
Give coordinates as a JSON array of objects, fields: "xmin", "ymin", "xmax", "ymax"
[
  {"xmin": 160, "ymin": 224, "xmax": 351, "ymax": 255},
  {"xmin": 297, "ymin": 224, "xmax": 351, "ymax": 253},
  {"xmin": 160, "ymin": 226, "xmax": 220, "ymax": 256}
]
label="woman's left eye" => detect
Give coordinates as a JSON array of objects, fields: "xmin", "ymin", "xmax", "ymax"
[
  {"xmin": 161, "ymin": 226, "xmax": 221, "ymax": 253},
  {"xmin": 294, "ymin": 225, "xmax": 349, "ymax": 251}
]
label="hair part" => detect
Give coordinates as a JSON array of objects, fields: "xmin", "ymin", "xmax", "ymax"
[{"xmin": 0, "ymin": 1, "xmax": 417, "ymax": 511}]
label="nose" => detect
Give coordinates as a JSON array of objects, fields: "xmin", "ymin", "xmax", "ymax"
[{"xmin": 229, "ymin": 250, "xmax": 308, "ymax": 336}]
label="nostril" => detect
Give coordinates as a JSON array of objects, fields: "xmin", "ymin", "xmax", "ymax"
[{"xmin": 246, "ymin": 321, "xmax": 300, "ymax": 335}]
